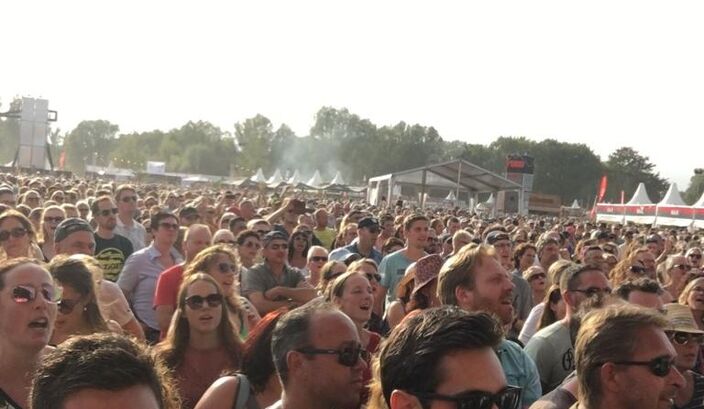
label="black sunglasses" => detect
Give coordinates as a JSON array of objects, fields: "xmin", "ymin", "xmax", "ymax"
[
  {"xmin": 366, "ymin": 273, "xmax": 382, "ymax": 283},
  {"xmin": 0, "ymin": 227, "xmax": 28, "ymax": 242},
  {"xmin": 310, "ymin": 256, "xmax": 328, "ymax": 263},
  {"xmin": 571, "ymin": 287, "xmax": 612, "ymax": 297},
  {"xmin": 184, "ymin": 293, "xmax": 223, "ymax": 310},
  {"xmin": 630, "ymin": 265, "xmax": 646, "ymax": 274},
  {"xmin": 57, "ymin": 298, "xmax": 81, "ymax": 315},
  {"xmin": 609, "ymin": 355, "xmax": 675, "ymax": 378},
  {"xmin": 217, "ymin": 262, "xmax": 237, "ymax": 274},
  {"xmin": 296, "ymin": 344, "xmax": 370, "ymax": 367},
  {"xmin": 667, "ymin": 331, "xmax": 704, "ymax": 345},
  {"xmin": 689, "ymin": 254, "xmax": 703, "ymax": 260},
  {"xmin": 97, "ymin": 208, "xmax": 118, "ymax": 217},
  {"xmin": 411, "ymin": 386, "xmax": 522, "ymax": 409}
]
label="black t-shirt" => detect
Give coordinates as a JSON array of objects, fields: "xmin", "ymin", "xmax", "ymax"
[{"xmin": 94, "ymin": 233, "xmax": 134, "ymax": 282}]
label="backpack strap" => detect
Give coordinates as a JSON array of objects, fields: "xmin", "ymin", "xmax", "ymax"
[{"xmin": 233, "ymin": 373, "xmax": 251, "ymax": 409}]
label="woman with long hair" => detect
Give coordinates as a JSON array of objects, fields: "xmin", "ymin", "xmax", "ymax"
[
  {"xmin": 37, "ymin": 206, "xmax": 66, "ymax": 262},
  {"xmin": 182, "ymin": 245, "xmax": 260, "ymax": 338},
  {"xmin": 47, "ymin": 255, "xmax": 109, "ymax": 345},
  {"xmin": 325, "ymin": 271, "xmax": 380, "ymax": 407},
  {"xmin": 287, "ymin": 231, "xmax": 309, "ymax": 270},
  {"xmin": 155, "ymin": 273, "xmax": 243, "ymax": 409},
  {"xmin": 663, "ymin": 254, "xmax": 693, "ymax": 302},
  {"xmin": 0, "ymin": 210, "xmax": 42, "ymax": 262},
  {"xmin": 195, "ymin": 309, "xmax": 286, "ymax": 409},
  {"xmin": 235, "ymin": 230, "xmax": 261, "ymax": 271},
  {"xmin": 680, "ymin": 277, "xmax": 704, "ymax": 332},
  {"xmin": 536, "ymin": 285, "xmax": 566, "ymax": 332},
  {"xmin": 0, "ymin": 258, "xmax": 59, "ymax": 409},
  {"xmin": 523, "ymin": 266, "xmax": 547, "ymax": 307}
]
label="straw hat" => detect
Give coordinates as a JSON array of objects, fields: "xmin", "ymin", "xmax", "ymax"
[
  {"xmin": 396, "ymin": 263, "xmax": 417, "ymax": 300},
  {"xmin": 664, "ymin": 303, "xmax": 704, "ymax": 334}
]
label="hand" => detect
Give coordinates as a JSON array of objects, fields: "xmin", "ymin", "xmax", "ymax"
[{"xmin": 265, "ymin": 287, "xmax": 285, "ymax": 300}]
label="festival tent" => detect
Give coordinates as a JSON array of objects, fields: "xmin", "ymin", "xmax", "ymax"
[
  {"xmin": 267, "ymin": 169, "xmax": 284, "ymax": 185},
  {"xmin": 329, "ymin": 171, "xmax": 346, "ymax": 186},
  {"xmin": 692, "ymin": 191, "xmax": 704, "ymax": 229},
  {"xmin": 623, "ymin": 183, "xmax": 657, "ymax": 225},
  {"xmin": 288, "ymin": 170, "xmax": 302, "ymax": 185},
  {"xmin": 445, "ymin": 190, "xmax": 457, "ymax": 201},
  {"xmin": 307, "ymin": 170, "xmax": 325, "ymax": 188},
  {"xmin": 250, "ymin": 168, "xmax": 267, "ymax": 183},
  {"xmin": 654, "ymin": 183, "xmax": 694, "ymax": 227},
  {"xmin": 595, "ymin": 202, "xmax": 625, "ymax": 224}
]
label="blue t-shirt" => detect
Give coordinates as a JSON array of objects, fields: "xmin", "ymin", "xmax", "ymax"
[
  {"xmin": 497, "ymin": 338, "xmax": 542, "ymax": 407},
  {"xmin": 379, "ymin": 250, "xmax": 415, "ymax": 303}
]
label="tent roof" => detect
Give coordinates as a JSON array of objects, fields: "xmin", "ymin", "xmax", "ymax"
[
  {"xmin": 330, "ymin": 171, "xmax": 346, "ymax": 185},
  {"xmin": 267, "ymin": 169, "xmax": 284, "ymax": 185},
  {"xmin": 288, "ymin": 170, "xmax": 301, "ymax": 185},
  {"xmin": 570, "ymin": 199, "xmax": 581, "ymax": 209},
  {"xmin": 445, "ymin": 190, "xmax": 457, "ymax": 201},
  {"xmin": 307, "ymin": 170, "xmax": 324, "ymax": 188},
  {"xmin": 368, "ymin": 159, "xmax": 521, "ymax": 193},
  {"xmin": 658, "ymin": 183, "xmax": 687, "ymax": 206},
  {"xmin": 626, "ymin": 183, "xmax": 653, "ymax": 205},
  {"xmin": 250, "ymin": 168, "xmax": 266, "ymax": 183}
]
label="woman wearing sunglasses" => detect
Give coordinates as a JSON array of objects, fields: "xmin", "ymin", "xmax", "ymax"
[
  {"xmin": 38, "ymin": 206, "xmax": 66, "ymax": 262},
  {"xmin": 235, "ymin": 230, "xmax": 262, "ymax": 272},
  {"xmin": 663, "ymin": 303, "xmax": 704, "ymax": 408},
  {"xmin": 347, "ymin": 258, "xmax": 385, "ymax": 334},
  {"xmin": 523, "ymin": 266, "xmax": 547, "ymax": 308},
  {"xmin": 0, "ymin": 258, "xmax": 59, "ymax": 409},
  {"xmin": 47, "ymin": 255, "xmax": 109, "ymax": 345},
  {"xmin": 155, "ymin": 273, "xmax": 243, "ymax": 409},
  {"xmin": 195, "ymin": 309, "xmax": 286, "ymax": 409},
  {"xmin": 316, "ymin": 260, "xmax": 347, "ymax": 295},
  {"xmin": 325, "ymin": 271, "xmax": 380, "ymax": 407},
  {"xmin": 0, "ymin": 210, "xmax": 42, "ymax": 262},
  {"xmin": 182, "ymin": 245, "xmax": 260, "ymax": 339},
  {"xmin": 287, "ymin": 231, "xmax": 310, "ymax": 270},
  {"xmin": 679, "ymin": 277, "xmax": 704, "ymax": 332}
]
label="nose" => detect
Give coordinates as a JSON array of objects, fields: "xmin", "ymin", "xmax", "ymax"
[{"xmin": 669, "ymin": 365, "xmax": 686, "ymax": 390}]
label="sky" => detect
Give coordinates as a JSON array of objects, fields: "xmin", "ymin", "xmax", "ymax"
[{"xmin": 3, "ymin": 1, "xmax": 703, "ymax": 189}]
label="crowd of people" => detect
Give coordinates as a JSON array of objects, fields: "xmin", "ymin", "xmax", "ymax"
[{"xmin": 0, "ymin": 172, "xmax": 703, "ymax": 409}]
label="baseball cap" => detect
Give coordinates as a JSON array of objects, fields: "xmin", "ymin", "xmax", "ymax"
[
  {"xmin": 485, "ymin": 231, "xmax": 510, "ymax": 245},
  {"xmin": 358, "ymin": 217, "xmax": 380, "ymax": 230},
  {"xmin": 262, "ymin": 231, "xmax": 288, "ymax": 246},
  {"xmin": 54, "ymin": 218, "xmax": 93, "ymax": 243}
]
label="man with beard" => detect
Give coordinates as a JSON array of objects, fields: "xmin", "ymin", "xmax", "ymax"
[
  {"xmin": 437, "ymin": 243, "xmax": 541, "ymax": 407},
  {"xmin": 525, "ymin": 264, "xmax": 611, "ymax": 393},
  {"xmin": 574, "ymin": 304, "xmax": 684, "ymax": 409},
  {"xmin": 92, "ymin": 196, "xmax": 134, "ymax": 282}
]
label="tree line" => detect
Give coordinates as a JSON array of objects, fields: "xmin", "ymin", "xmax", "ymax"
[{"xmin": 1, "ymin": 100, "xmax": 695, "ymax": 205}]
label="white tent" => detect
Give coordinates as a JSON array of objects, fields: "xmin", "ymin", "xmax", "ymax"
[
  {"xmin": 486, "ymin": 193, "xmax": 495, "ymax": 205},
  {"xmin": 624, "ymin": 183, "xmax": 656, "ymax": 224},
  {"xmin": 267, "ymin": 169, "xmax": 284, "ymax": 185},
  {"xmin": 250, "ymin": 168, "xmax": 266, "ymax": 183},
  {"xmin": 329, "ymin": 171, "xmax": 346, "ymax": 185},
  {"xmin": 626, "ymin": 183, "xmax": 653, "ymax": 205},
  {"xmin": 570, "ymin": 199, "xmax": 581, "ymax": 209},
  {"xmin": 655, "ymin": 183, "xmax": 693, "ymax": 227},
  {"xmin": 307, "ymin": 170, "xmax": 324, "ymax": 188},
  {"xmin": 288, "ymin": 170, "xmax": 302, "ymax": 185},
  {"xmin": 445, "ymin": 190, "xmax": 457, "ymax": 201}
]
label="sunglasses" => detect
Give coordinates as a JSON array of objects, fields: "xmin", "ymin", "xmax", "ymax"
[
  {"xmin": 57, "ymin": 298, "xmax": 81, "ymax": 315},
  {"xmin": 310, "ymin": 256, "xmax": 328, "ymax": 263},
  {"xmin": 184, "ymin": 293, "xmax": 223, "ymax": 310},
  {"xmin": 0, "ymin": 227, "xmax": 28, "ymax": 242},
  {"xmin": 368, "ymin": 227, "xmax": 381, "ymax": 234},
  {"xmin": 689, "ymin": 254, "xmax": 702, "ymax": 260},
  {"xmin": 366, "ymin": 273, "xmax": 382, "ymax": 282},
  {"xmin": 411, "ymin": 386, "xmax": 522, "ymax": 409},
  {"xmin": 571, "ymin": 287, "xmax": 612, "ymax": 297},
  {"xmin": 158, "ymin": 222, "xmax": 180, "ymax": 230},
  {"xmin": 217, "ymin": 262, "xmax": 237, "ymax": 274},
  {"xmin": 630, "ymin": 265, "xmax": 646, "ymax": 274},
  {"xmin": 529, "ymin": 273, "xmax": 547, "ymax": 281},
  {"xmin": 674, "ymin": 264, "xmax": 692, "ymax": 271},
  {"xmin": 610, "ymin": 355, "xmax": 676, "ymax": 378},
  {"xmin": 296, "ymin": 344, "xmax": 370, "ymax": 367},
  {"xmin": 667, "ymin": 331, "xmax": 704, "ymax": 345},
  {"xmin": 44, "ymin": 216, "xmax": 64, "ymax": 224},
  {"xmin": 97, "ymin": 208, "xmax": 118, "ymax": 217},
  {"xmin": 12, "ymin": 284, "xmax": 61, "ymax": 304},
  {"xmin": 121, "ymin": 196, "xmax": 138, "ymax": 203}
]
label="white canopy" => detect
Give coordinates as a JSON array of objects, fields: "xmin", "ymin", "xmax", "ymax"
[
  {"xmin": 570, "ymin": 199, "xmax": 581, "ymax": 209},
  {"xmin": 626, "ymin": 183, "xmax": 653, "ymax": 205},
  {"xmin": 330, "ymin": 171, "xmax": 346, "ymax": 185},
  {"xmin": 250, "ymin": 168, "xmax": 266, "ymax": 183},
  {"xmin": 445, "ymin": 190, "xmax": 457, "ymax": 201},
  {"xmin": 658, "ymin": 183, "xmax": 687, "ymax": 206},
  {"xmin": 307, "ymin": 170, "xmax": 324, "ymax": 188},
  {"xmin": 267, "ymin": 169, "xmax": 284, "ymax": 185},
  {"xmin": 288, "ymin": 170, "xmax": 302, "ymax": 185}
]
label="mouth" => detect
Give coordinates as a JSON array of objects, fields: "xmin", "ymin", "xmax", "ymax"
[
  {"xmin": 199, "ymin": 315, "xmax": 213, "ymax": 322},
  {"xmin": 28, "ymin": 317, "xmax": 49, "ymax": 329},
  {"xmin": 359, "ymin": 305, "xmax": 371, "ymax": 311}
]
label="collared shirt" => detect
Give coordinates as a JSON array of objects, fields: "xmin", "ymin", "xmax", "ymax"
[
  {"xmin": 241, "ymin": 262, "xmax": 305, "ymax": 298},
  {"xmin": 497, "ymin": 338, "xmax": 542, "ymax": 407},
  {"xmin": 329, "ymin": 241, "xmax": 383, "ymax": 265},
  {"xmin": 114, "ymin": 216, "xmax": 147, "ymax": 251},
  {"xmin": 117, "ymin": 243, "xmax": 183, "ymax": 330}
]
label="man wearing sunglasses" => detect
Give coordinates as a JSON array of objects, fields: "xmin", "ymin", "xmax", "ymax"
[
  {"xmin": 662, "ymin": 303, "xmax": 704, "ymax": 409},
  {"xmin": 329, "ymin": 217, "xmax": 383, "ymax": 265},
  {"xmin": 437, "ymin": 243, "xmax": 541, "ymax": 407},
  {"xmin": 375, "ymin": 308, "xmax": 521, "ymax": 409},
  {"xmin": 271, "ymin": 302, "xmax": 367, "ymax": 409},
  {"xmin": 92, "ymin": 196, "xmax": 134, "ymax": 282},
  {"xmin": 574, "ymin": 304, "xmax": 684, "ymax": 409},
  {"xmin": 526, "ymin": 263, "xmax": 610, "ymax": 395},
  {"xmin": 241, "ymin": 231, "xmax": 316, "ymax": 316},
  {"xmin": 113, "ymin": 184, "xmax": 147, "ymax": 251}
]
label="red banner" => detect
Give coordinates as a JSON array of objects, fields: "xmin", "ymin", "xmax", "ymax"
[{"xmin": 598, "ymin": 176, "xmax": 608, "ymax": 202}]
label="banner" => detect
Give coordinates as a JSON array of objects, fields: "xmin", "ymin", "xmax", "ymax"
[
  {"xmin": 146, "ymin": 161, "xmax": 166, "ymax": 174},
  {"xmin": 597, "ymin": 176, "xmax": 608, "ymax": 202}
]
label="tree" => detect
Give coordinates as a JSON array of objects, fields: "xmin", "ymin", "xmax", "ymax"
[
  {"xmin": 63, "ymin": 120, "xmax": 119, "ymax": 173},
  {"xmin": 604, "ymin": 147, "xmax": 668, "ymax": 203},
  {"xmin": 685, "ymin": 171, "xmax": 704, "ymax": 204},
  {"xmin": 234, "ymin": 114, "xmax": 275, "ymax": 173}
]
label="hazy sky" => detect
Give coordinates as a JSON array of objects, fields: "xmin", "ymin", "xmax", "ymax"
[{"xmin": 3, "ymin": 1, "xmax": 702, "ymax": 189}]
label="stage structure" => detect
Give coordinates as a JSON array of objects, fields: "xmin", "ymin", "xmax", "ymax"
[{"xmin": 1, "ymin": 97, "xmax": 57, "ymax": 170}]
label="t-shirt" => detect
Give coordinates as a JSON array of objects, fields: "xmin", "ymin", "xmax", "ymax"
[
  {"xmin": 379, "ymin": 250, "xmax": 417, "ymax": 304},
  {"xmin": 241, "ymin": 263, "xmax": 305, "ymax": 298},
  {"xmin": 153, "ymin": 264, "xmax": 185, "ymax": 309},
  {"xmin": 497, "ymin": 338, "xmax": 542, "ymax": 407},
  {"xmin": 314, "ymin": 228, "xmax": 337, "ymax": 250},
  {"xmin": 528, "ymin": 372, "xmax": 577, "ymax": 409},
  {"xmin": 524, "ymin": 320, "xmax": 574, "ymax": 393},
  {"xmin": 94, "ymin": 233, "xmax": 134, "ymax": 282},
  {"xmin": 519, "ymin": 302, "xmax": 546, "ymax": 346},
  {"xmin": 509, "ymin": 270, "xmax": 533, "ymax": 339}
]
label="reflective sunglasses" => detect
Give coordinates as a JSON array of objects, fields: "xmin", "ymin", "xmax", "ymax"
[
  {"xmin": 121, "ymin": 195, "xmax": 138, "ymax": 203},
  {"xmin": 184, "ymin": 293, "xmax": 224, "ymax": 310},
  {"xmin": 57, "ymin": 298, "xmax": 81, "ymax": 315},
  {"xmin": 529, "ymin": 273, "xmax": 547, "ymax": 281},
  {"xmin": 296, "ymin": 344, "xmax": 370, "ymax": 367},
  {"xmin": 97, "ymin": 208, "xmax": 118, "ymax": 217},
  {"xmin": 12, "ymin": 284, "xmax": 61, "ymax": 304},
  {"xmin": 411, "ymin": 386, "xmax": 522, "ymax": 409},
  {"xmin": 217, "ymin": 262, "xmax": 237, "ymax": 274},
  {"xmin": 0, "ymin": 227, "xmax": 28, "ymax": 242},
  {"xmin": 310, "ymin": 256, "xmax": 328, "ymax": 263},
  {"xmin": 667, "ymin": 331, "xmax": 704, "ymax": 345},
  {"xmin": 571, "ymin": 287, "xmax": 612, "ymax": 297},
  {"xmin": 158, "ymin": 222, "xmax": 180, "ymax": 230},
  {"xmin": 610, "ymin": 355, "xmax": 675, "ymax": 377}
]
